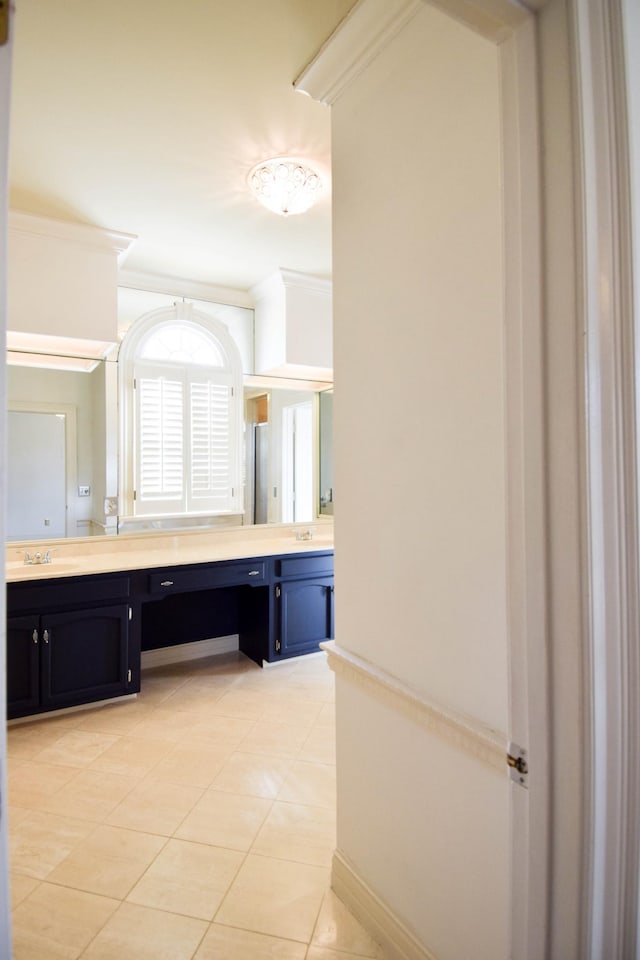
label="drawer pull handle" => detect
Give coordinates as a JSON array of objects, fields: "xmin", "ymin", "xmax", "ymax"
[
  {"xmin": 160, "ymin": 580, "xmax": 174, "ymax": 587},
  {"xmin": 247, "ymin": 570, "xmax": 260, "ymax": 576}
]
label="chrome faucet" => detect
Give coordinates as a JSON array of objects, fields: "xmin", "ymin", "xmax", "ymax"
[{"xmin": 22, "ymin": 550, "xmax": 53, "ymax": 565}]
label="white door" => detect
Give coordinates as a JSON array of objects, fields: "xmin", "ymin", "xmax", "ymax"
[{"xmin": 7, "ymin": 410, "xmax": 67, "ymax": 539}]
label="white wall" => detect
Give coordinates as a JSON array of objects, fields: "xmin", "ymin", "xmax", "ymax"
[{"xmin": 331, "ymin": 5, "xmax": 509, "ymax": 958}]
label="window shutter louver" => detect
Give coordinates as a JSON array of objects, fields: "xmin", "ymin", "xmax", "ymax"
[
  {"xmin": 190, "ymin": 381, "xmax": 232, "ymax": 507},
  {"xmin": 138, "ymin": 376, "xmax": 184, "ymax": 505}
]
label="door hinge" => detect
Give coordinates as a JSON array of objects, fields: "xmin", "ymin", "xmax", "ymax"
[
  {"xmin": 127, "ymin": 669, "xmax": 132, "ymax": 684},
  {"xmin": 507, "ymin": 742, "xmax": 528, "ymax": 788},
  {"xmin": 0, "ymin": 0, "xmax": 9, "ymax": 46}
]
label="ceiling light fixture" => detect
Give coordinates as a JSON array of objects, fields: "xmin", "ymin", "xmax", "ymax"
[{"xmin": 247, "ymin": 157, "xmax": 323, "ymax": 216}]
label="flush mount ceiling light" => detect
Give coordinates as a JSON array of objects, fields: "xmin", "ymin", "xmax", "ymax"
[{"xmin": 247, "ymin": 157, "xmax": 323, "ymax": 216}]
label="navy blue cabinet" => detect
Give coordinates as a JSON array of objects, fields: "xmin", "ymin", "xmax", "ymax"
[
  {"xmin": 6, "ymin": 615, "xmax": 40, "ymax": 717},
  {"xmin": 275, "ymin": 577, "xmax": 334, "ymax": 658},
  {"xmin": 6, "ymin": 548, "xmax": 334, "ymax": 717},
  {"xmin": 7, "ymin": 576, "xmax": 134, "ymax": 720},
  {"xmin": 272, "ymin": 552, "xmax": 334, "ymax": 662}
]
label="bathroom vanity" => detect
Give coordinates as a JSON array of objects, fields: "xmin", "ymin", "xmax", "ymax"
[{"xmin": 6, "ymin": 526, "xmax": 334, "ymax": 720}]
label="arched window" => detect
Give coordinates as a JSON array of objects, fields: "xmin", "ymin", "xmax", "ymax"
[{"xmin": 119, "ymin": 305, "xmax": 243, "ymax": 519}]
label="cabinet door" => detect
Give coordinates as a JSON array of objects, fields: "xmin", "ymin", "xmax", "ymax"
[
  {"xmin": 7, "ymin": 615, "xmax": 40, "ymax": 719},
  {"xmin": 276, "ymin": 578, "xmax": 334, "ymax": 659},
  {"xmin": 41, "ymin": 604, "xmax": 130, "ymax": 710}
]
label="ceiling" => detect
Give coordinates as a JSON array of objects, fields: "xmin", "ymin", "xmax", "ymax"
[{"xmin": 8, "ymin": 0, "xmax": 357, "ymax": 294}]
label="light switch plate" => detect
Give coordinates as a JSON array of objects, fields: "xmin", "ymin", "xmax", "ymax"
[{"xmin": 78, "ymin": 485, "xmax": 90, "ymax": 497}]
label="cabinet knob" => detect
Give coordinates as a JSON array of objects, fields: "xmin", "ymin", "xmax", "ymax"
[
  {"xmin": 32, "ymin": 629, "xmax": 38, "ymax": 644},
  {"xmin": 247, "ymin": 570, "xmax": 260, "ymax": 576},
  {"xmin": 43, "ymin": 629, "xmax": 49, "ymax": 644},
  {"xmin": 160, "ymin": 580, "xmax": 174, "ymax": 587}
]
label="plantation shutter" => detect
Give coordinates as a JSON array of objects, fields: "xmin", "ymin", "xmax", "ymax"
[
  {"xmin": 189, "ymin": 379, "xmax": 234, "ymax": 510},
  {"xmin": 137, "ymin": 375, "xmax": 184, "ymax": 511}
]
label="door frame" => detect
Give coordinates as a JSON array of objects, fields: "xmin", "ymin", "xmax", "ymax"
[{"xmin": 571, "ymin": 0, "xmax": 640, "ymax": 955}]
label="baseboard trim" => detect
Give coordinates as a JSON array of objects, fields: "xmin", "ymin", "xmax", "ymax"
[
  {"xmin": 141, "ymin": 635, "xmax": 239, "ymax": 669},
  {"xmin": 332, "ymin": 851, "xmax": 439, "ymax": 960}
]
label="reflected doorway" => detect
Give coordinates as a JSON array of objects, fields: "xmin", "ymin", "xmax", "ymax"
[
  {"xmin": 7, "ymin": 410, "xmax": 67, "ymax": 540},
  {"xmin": 282, "ymin": 400, "xmax": 313, "ymax": 522}
]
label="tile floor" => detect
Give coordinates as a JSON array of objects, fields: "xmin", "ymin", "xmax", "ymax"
[{"xmin": 7, "ymin": 650, "xmax": 386, "ymax": 960}]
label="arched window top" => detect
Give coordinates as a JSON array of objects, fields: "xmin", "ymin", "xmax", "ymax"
[
  {"xmin": 119, "ymin": 303, "xmax": 243, "ymax": 519},
  {"xmin": 137, "ymin": 321, "xmax": 226, "ymax": 368}
]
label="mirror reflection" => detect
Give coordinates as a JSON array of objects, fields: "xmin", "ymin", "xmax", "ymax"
[{"xmin": 7, "ymin": 352, "xmax": 333, "ymax": 541}]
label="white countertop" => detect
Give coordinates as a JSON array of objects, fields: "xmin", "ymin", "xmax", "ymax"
[{"xmin": 5, "ymin": 522, "xmax": 334, "ymax": 583}]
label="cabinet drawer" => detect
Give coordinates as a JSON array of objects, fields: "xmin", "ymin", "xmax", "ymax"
[
  {"xmin": 7, "ymin": 575, "xmax": 131, "ymax": 615},
  {"xmin": 275, "ymin": 553, "xmax": 334, "ymax": 579},
  {"xmin": 148, "ymin": 560, "xmax": 266, "ymax": 594}
]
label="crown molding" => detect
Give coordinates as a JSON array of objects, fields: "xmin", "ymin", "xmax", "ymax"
[
  {"xmin": 294, "ymin": 0, "xmax": 423, "ymax": 105},
  {"xmin": 294, "ymin": 0, "xmax": 534, "ymax": 107},
  {"xmin": 250, "ymin": 267, "xmax": 332, "ymax": 304},
  {"xmin": 9, "ymin": 210, "xmax": 136, "ymax": 260},
  {"xmin": 118, "ymin": 268, "xmax": 254, "ymax": 309}
]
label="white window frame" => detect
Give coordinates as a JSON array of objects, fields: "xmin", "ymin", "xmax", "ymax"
[{"xmin": 118, "ymin": 305, "xmax": 243, "ymax": 521}]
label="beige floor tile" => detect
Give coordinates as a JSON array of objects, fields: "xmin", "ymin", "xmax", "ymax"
[
  {"xmin": 188, "ymin": 714, "xmax": 256, "ymax": 749},
  {"xmin": 298, "ymin": 725, "xmax": 336, "ymax": 765},
  {"xmin": 74, "ymin": 701, "xmax": 155, "ymax": 736},
  {"xmin": 307, "ymin": 948, "xmax": 382, "ymax": 960},
  {"xmin": 10, "ymin": 872, "xmax": 40, "ymax": 910},
  {"xmin": 134, "ymin": 673, "xmax": 191, "ymax": 706},
  {"xmin": 312, "ymin": 891, "xmax": 384, "ymax": 958},
  {"xmin": 237, "ymin": 721, "xmax": 310, "ymax": 759},
  {"xmin": 47, "ymin": 825, "xmax": 167, "ymax": 899},
  {"xmin": 89, "ymin": 734, "xmax": 174, "ymax": 779},
  {"xmin": 32, "ymin": 730, "xmax": 120, "ymax": 769},
  {"xmin": 127, "ymin": 706, "xmax": 198, "ymax": 743},
  {"xmin": 8, "ymin": 759, "xmax": 78, "ymax": 809},
  {"xmin": 8, "ymin": 654, "xmax": 343, "ymax": 956},
  {"xmin": 7, "ymin": 717, "xmax": 79, "ymax": 759},
  {"xmin": 105, "ymin": 777, "xmax": 204, "ymax": 836},
  {"xmin": 251, "ymin": 801, "xmax": 336, "ymax": 867},
  {"xmin": 145, "ymin": 741, "xmax": 231, "ymax": 789},
  {"xmin": 10, "ymin": 810, "xmax": 95, "ymax": 880},
  {"xmin": 194, "ymin": 923, "xmax": 307, "ymax": 959},
  {"xmin": 278, "ymin": 760, "xmax": 336, "ymax": 809},
  {"xmin": 260, "ymin": 697, "xmax": 324, "ymax": 728},
  {"xmin": 38, "ymin": 768, "xmax": 138, "ymax": 822},
  {"xmin": 206, "ymin": 688, "xmax": 271, "ymax": 720},
  {"xmin": 7, "ymin": 805, "xmax": 31, "ymax": 828},
  {"xmin": 127, "ymin": 838, "xmax": 243, "ymax": 920},
  {"xmin": 81, "ymin": 901, "xmax": 208, "ymax": 960},
  {"xmin": 283, "ymin": 675, "xmax": 335, "ymax": 704},
  {"xmin": 158, "ymin": 677, "xmax": 233, "ymax": 714},
  {"xmin": 215, "ymin": 853, "xmax": 329, "ymax": 942},
  {"xmin": 175, "ymin": 789, "xmax": 272, "ymax": 851},
  {"xmin": 12, "ymin": 881, "xmax": 119, "ymax": 959},
  {"xmin": 314, "ymin": 703, "xmax": 337, "ymax": 728},
  {"xmin": 211, "ymin": 752, "xmax": 293, "ymax": 799}
]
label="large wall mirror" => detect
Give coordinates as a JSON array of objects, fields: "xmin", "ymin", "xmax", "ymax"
[{"xmin": 7, "ymin": 351, "xmax": 333, "ymax": 542}]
